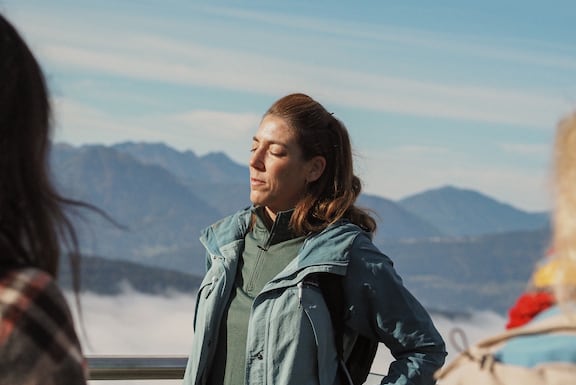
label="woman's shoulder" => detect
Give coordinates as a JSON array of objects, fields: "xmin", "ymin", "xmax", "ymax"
[
  {"xmin": 201, "ymin": 206, "xmax": 253, "ymax": 248},
  {"xmin": 346, "ymin": 230, "xmax": 393, "ymax": 264}
]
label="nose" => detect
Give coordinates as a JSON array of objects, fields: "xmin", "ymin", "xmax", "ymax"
[{"xmin": 249, "ymin": 147, "xmax": 265, "ymax": 170}]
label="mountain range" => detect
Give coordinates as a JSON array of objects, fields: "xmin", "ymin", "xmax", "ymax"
[{"xmin": 51, "ymin": 141, "xmax": 551, "ymax": 314}]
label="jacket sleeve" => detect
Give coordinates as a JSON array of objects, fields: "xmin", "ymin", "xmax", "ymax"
[{"xmin": 344, "ymin": 234, "xmax": 447, "ymax": 385}]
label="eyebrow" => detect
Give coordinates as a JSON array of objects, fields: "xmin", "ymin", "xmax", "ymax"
[{"xmin": 252, "ymin": 136, "xmax": 289, "ymax": 148}]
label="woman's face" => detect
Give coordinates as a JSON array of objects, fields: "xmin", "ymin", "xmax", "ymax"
[{"xmin": 249, "ymin": 115, "xmax": 324, "ymax": 219}]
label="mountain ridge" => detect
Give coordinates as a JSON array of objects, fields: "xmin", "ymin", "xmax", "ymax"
[
  {"xmin": 398, "ymin": 185, "xmax": 548, "ymax": 236},
  {"xmin": 50, "ymin": 141, "xmax": 551, "ymax": 313}
]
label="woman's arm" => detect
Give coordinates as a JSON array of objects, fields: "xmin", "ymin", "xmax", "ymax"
[{"xmin": 344, "ymin": 234, "xmax": 447, "ymax": 385}]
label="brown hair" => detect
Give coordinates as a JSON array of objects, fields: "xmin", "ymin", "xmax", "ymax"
[{"xmin": 264, "ymin": 93, "xmax": 376, "ymax": 235}]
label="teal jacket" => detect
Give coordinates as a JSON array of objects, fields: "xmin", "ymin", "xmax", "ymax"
[{"xmin": 183, "ymin": 207, "xmax": 446, "ymax": 385}]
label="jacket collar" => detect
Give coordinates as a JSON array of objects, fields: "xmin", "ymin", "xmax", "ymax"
[
  {"xmin": 253, "ymin": 206, "xmax": 298, "ymax": 247},
  {"xmin": 200, "ymin": 206, "xmax": 364, "ymax": 274}
]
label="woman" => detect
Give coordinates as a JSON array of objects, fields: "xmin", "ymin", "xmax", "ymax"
[
  {"xmin": 434, "ymin": 112, "xmax": 576, "ymax": 384},
  {"xmin": 493, "ymin": 112, "xmax": 576, "ymax": 367},
  {"xmin": 184, "ymin": 93, "xmax": 446, "ymax": 385},
  {"xmin": 0, "ymin": 13, "xmax": 88, "ymax": 384}
]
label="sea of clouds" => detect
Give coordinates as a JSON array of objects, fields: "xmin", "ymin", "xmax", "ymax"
[{"xmin": 71, "ymin": 290, "xmax": 506, "ymax": 385}]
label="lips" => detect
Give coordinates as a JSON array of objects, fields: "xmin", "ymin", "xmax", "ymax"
[{"xmin": 250, "ymin": 177, "xmax": 265, "ymax": 187}]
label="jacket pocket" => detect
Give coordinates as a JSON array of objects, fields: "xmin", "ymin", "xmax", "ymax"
[
  {"xmin": 298, "ymin": 282, "xmax": 340, "ymax": 385},
  {"xmin": 193, "ymin": 276, "xmax": 215, "ymax": 325},
  {"xmin": 193, "ymin": 258, "xmax": 225, "ymax": 331}
]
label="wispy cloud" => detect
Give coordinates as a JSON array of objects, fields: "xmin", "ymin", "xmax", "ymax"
[
  {"xmin": 205, "ymin": 5, "xmax": 576, "ymax": 70},
  {"xmin": 387, "ymin": 145, "xmax": 450, "ymax": 155},
  {"xmin": 53, "ymin": 97, "xmax": 257, "ymax": 161},
  {"xmin": 52, "ymin": 98, "xmax": 167, "ymax": 146},
  {"xmin": 42, "ymin": 39, "xmax": 569, "ymax": 129},
  {"xmin": 498, "ymin": 143, "xmax": 551, "ymax": 157},
  {"xmin": 360, "ymin": 147, "xmax": 552, "ymax": 211},
  {"xmin": 13, "ymin": 4, "xmax": 572, "ymax": 129},
  {"xmin": 169, "ymin": 110, "xmax": 260, "ymax": 138}
]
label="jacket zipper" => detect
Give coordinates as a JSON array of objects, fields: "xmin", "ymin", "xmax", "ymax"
[{"xmin": 246, "ymin": 217, "xmax": 280, "ymax": 292}]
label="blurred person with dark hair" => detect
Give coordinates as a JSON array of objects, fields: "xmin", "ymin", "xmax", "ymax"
[{"xmin": 0, "ymin": 13, "xmax": 87, "ymax": 385}]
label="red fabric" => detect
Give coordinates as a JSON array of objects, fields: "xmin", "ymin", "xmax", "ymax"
[{"xmin": 505, "ymin": 291, "xmax": 555, "ymax": 329}]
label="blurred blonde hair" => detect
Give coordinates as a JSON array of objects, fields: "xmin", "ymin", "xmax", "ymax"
[{"xmin": 552, "ymin": 110, "xmax": 576, "ymax": 302}]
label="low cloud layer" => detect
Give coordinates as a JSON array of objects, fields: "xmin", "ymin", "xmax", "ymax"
[{"xmin": 70, "ymin": 291, "xmax": 506, "ymax": 384}]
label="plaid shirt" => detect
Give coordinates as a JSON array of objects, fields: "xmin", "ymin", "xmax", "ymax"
[{"xmin": 0, "ymin": 267, "xmax": 87, "ymax": 385}]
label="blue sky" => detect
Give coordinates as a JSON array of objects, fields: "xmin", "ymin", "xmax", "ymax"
[{"xmin": 2, "ymin": 0, "xmax": 575, "ymax": 211}]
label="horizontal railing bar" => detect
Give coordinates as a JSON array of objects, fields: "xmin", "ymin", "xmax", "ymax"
[
  {"xmin": 87, "ymin": 355, "xmax": 385, "ymax": 382},
  {"xmin": 87, "ymin": 356, "xmax": 187, "ymax": 380}
]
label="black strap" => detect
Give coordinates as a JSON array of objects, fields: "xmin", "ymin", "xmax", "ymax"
[
  {"xmin": 316, "ymin": 274, "xmax": 346, "ymax": 356},
  {"xmin": 315, "ymin": 273, "xmax": 378, "ymax": 385}
]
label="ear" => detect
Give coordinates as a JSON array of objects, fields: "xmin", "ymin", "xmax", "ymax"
[{"xmin": 306, "ymin": 156, "xmax": 326, "ymax": 183}]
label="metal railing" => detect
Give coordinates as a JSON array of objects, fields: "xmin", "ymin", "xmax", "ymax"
[
  {"xmin": 88, "ymin": 356, "xmax": 187, "ymax": 380},
  {"xmin": 87, "ymin": 356, "xmax": 385, "ymax": 382}
]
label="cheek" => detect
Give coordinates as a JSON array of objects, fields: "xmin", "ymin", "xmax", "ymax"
[
  {"xmin": 278, "ymin": 166, "xmax": 306, "ymax": 187},
  {"xmin": 267, "ymin": 158, "xmax": 308, "ymax": 189}
]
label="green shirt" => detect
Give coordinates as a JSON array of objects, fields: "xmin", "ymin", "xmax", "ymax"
[{"xmin": 209, "ymin": 208, "xmax": 305, "ymax": 385}]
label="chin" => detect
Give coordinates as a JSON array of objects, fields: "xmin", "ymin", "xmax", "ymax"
[{"xmin": 249, "ymin": 194, "xmax": 264, "ymax": 207}]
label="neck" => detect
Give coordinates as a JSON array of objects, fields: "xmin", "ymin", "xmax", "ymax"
[{"xmin": 264, "ymin": 207, "xmax": 277, "ymax": 223}]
